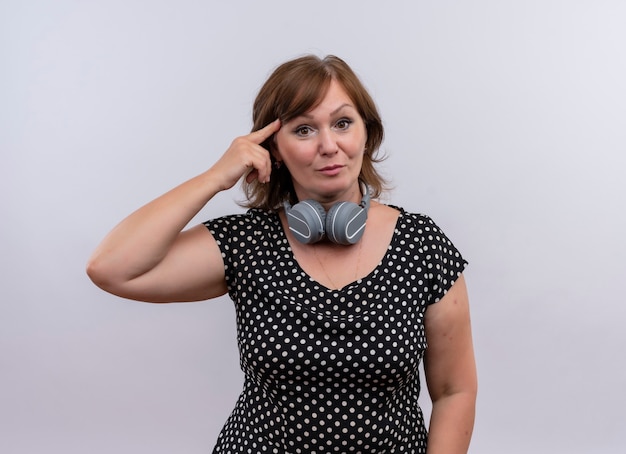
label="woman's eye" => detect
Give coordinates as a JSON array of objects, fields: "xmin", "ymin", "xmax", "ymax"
[
  {"xmin": 335, "ymin": 118, "xmax": 353, "ymax": 130},
  {"xmin": 295, "ymin": 126, "xmax": 313, "ymax": 137}
]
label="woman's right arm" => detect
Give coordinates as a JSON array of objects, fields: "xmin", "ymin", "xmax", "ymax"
[{"xmin": 86, "ymin": 119, "xmax": 281, "ymax": 303}]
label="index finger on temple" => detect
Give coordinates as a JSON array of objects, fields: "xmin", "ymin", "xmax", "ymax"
[{"xmin": 249, "ymin": 119, "xmax": 281, "ymax": 144}]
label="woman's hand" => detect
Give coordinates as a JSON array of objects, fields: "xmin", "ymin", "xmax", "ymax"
[{"xmin": 211, "ymin": 119, "xmax": 281, "ymax": 190}]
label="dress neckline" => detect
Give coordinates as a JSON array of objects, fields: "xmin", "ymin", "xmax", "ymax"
[{"xmin": 272, "ymin": 206, "xmax": 405, "ymax": 293}]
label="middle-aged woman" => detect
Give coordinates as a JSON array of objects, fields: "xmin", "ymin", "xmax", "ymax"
[{"xmin": 87, "ymin": 54, "xmax": 477, "ymax": 453}]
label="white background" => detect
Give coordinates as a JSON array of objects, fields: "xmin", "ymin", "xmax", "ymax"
[{"xmin": 2, "ymin": 1, "xmax": 625, "ymax": 453}]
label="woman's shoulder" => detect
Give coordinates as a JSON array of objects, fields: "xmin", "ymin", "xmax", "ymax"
[
  {"xmin": 380, "ymin": 204, "xmax": 458, "ymax": 247},
  {"xmin": 380, "ymin": 203, "xmax": 435, "ymax": 226},
  {"xmin": 368, "ymin": 202, "xmax": 444, "ymax": 246},
  {"xmin": 203, "ymin": 208, "xmax": 280, "ymax": 232}
]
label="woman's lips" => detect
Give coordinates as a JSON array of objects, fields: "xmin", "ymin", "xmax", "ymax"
[{"xmin": 318, "ymin": 164, "xmax": 344, "ymax": 176}]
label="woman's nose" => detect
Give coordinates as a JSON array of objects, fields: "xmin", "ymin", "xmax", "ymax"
[{"xmin": 318, "ymin": 129, "xmax": 338, "ymax": 155}]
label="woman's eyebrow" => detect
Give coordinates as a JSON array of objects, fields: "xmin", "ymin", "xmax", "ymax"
[
  {"xmin": 329, "ymin": 103, "xmax": 355, "ymax": 115},
  {"xmin": 298, "ymin": 103, "xmax": 355, "ymax": 120}
]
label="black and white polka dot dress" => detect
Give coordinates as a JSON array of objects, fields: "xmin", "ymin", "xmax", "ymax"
[{"xmin": 204, "ymin": 207, "xmax": 467, "ymax": 453}]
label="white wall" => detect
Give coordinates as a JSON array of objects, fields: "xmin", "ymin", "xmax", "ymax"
[{"xmin": 2, "ymin": 1, "xmax": 625, "ymax": 453}]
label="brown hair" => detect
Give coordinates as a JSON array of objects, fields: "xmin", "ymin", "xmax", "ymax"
[{"xmin": 242, "ymin": 55, "xmax": 386, "ymax": 210}]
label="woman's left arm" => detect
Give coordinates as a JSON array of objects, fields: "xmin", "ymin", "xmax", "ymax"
[{"xmin": 424, "ymin": 274, "xmax": 477, "ymax": 454}]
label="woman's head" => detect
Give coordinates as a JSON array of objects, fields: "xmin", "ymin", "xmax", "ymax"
[{"xmin": 243, "ymin": 55, "xmax": 386, "ymax": 210}]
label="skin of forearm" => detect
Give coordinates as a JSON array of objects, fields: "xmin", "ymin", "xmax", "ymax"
[{"xmin": 426, "ymin": 391, "xmax": 476, "ymax": 454}]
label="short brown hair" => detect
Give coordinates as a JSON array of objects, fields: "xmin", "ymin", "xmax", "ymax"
[{"xmin": 242, "ymin": 55, "xmax": 386, "ymax": 210}]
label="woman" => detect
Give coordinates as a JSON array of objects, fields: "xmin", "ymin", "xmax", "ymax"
[{"xmin": 87, "ymin": 55, "xmax": 477, "ymax": 453}]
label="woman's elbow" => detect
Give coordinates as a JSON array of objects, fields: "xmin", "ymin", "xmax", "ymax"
[{"xmin": 85, "ymin": 254, "xmax": 126, "ymax": 295}]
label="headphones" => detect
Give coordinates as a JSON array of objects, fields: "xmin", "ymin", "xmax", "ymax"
[{"xmin": 283, "ymin": 186, "xmax": 371, "ymax": 245}]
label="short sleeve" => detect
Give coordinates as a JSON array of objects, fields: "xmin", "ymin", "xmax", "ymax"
[
  {"xmin": 414, "ymin": 215, "xmax": 468, "ymax": 304},
  {"xmin": 202, "ymin": 213, "xmax": 248, "ymax": 292},
  {"xmin": 202, "ymin": 209, "xmax": 276, "ymax": 299}
]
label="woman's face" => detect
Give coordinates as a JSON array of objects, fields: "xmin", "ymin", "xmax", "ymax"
[{"xmin": 273, "ymin": 79, "xmax": 368, "ymax": 206}]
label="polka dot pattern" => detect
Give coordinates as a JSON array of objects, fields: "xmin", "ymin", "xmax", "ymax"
[{"xmin": 204, "ymin": 207, "xmax": 467, "ymax": 453}]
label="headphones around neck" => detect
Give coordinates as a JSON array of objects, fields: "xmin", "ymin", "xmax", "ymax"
[{"xmin": 283, "ymin": 186, "xmax": 371, "ymax": 245}]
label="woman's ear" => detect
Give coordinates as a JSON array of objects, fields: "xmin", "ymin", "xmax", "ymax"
[
  {"xmin": 271, "ymin": 134, "xmax": 282, "ymax": 161},
  {"xmin": 362, "ymin": 124, "xmax": 368, "ymax": 154}
]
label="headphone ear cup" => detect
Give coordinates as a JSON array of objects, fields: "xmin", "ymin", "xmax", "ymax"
[
  {"xmin": 325, "ymin": 201, "xmax": 368, "ymax": 245},
  {"xmin": 285, "ymin": 200, "xmax": 327, "ymax": 244}
]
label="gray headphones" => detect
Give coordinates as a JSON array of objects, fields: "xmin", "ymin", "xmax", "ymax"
[{"xmin": 283, "ymin": 186, "xmax": 371, "ymax": 245}]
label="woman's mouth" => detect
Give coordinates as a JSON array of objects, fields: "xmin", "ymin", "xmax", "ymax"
[{"xmin": 318, "ymin": 164, "xmax": 344, "ymax": 176}]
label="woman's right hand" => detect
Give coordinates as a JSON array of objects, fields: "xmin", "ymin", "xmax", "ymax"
[{"xmin": 211, "ymin": 119, "xmax": 281, "ymax": 190}]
